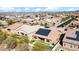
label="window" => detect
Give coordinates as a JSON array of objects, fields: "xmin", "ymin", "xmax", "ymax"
[
  {"xmin": 52, "ymin": 43, "xmax": 54, "ymax": 45},
  {"xmin": 39, "ymin": 37, "xmax": 44, "ymax": 41},
  {"xmin": 21, "ymin": 32, "xmax": 24, "ymax": 35},
  {"xmin": 7, "ymin": 29, "xmax": 11, "ymax": 31},
  {"xmin": 74, "ymin": 45, "xmax": 75, "ymax": 48},
  {"xmin": 47, "ymin": 39, "xmax": 50, "ymax": 42},
  {"xmin": 18, "ymin": 32, "xmax": 19, "ymax": 34},
  {"xmin": 70, "ymin": 45, "xmax": 72, "ymax": 48},
  {"xmin": 34, "ymin": 36, "xmax": 37, "ymax": 39},
  {"xmin": 64, "ymin": 43, "xmax": 66, "ymax": 46},
  {"xmin": 61, "ymin": 50, "xmax": 64, "ymax": 51}
]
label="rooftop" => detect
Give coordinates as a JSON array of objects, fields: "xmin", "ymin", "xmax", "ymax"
[
  {"xmin": 33, "ymin": 27, "xmax": 62, "ymax": 40},
  {"xmin": 63, "ymin": 29, "xmax": 79, "ymax": 45},
  {"xmin": 7, "ymin": 22, "xmax": 23, "ymax": 30},
  {"xmin": 16, "ymin": 25, "xmax": 44, "ymax": 34}
]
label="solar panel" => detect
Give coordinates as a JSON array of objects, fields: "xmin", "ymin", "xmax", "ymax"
[
  {"xmin": 75, "ymin": 31, "xmax": 79, "ymax": 40},
  {"xmin": 66, "ymin": 37, "xmax": 76, "ymax": 40},
  {"xmin": 35, "ymin": 28, "xmax": 51, "ymax": 36},
  {"xmin": 66, "ymin": 36, "xmax": 79, "ymax": 41},
  {"xmin": 75, "ymin": 31, "xmax": 79, "ymax": 35}
]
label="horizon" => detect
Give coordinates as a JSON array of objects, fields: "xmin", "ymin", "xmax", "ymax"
[{"xmin": 0, "ymin": 7, "xmax": 79, "ymax": 12}]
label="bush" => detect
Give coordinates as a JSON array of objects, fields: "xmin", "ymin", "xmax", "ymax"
[
  {"xmin": 32, "ymin": 40, "xmax": 52, "ymax": 51},
  {"xmin": 15, "ymin": 43, "xmax": 29, "ymax": 51},
  {"xmin": 2, "ymin": 36, "xmax": 17, "ymax": 49}
]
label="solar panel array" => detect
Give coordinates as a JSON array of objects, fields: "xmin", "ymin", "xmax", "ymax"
[
  {"xmin": 35, "ymin": 28, "xmax": 51, "ymax": 36},
  {"xmin": 66, "ymin": 37, "xmax": 77, "ymax": 40},
  {"xmin": 75, "ymin": 31, "xmax": 79, "ymax": 40}
]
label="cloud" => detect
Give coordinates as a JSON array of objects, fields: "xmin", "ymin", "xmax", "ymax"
[
  {"xmin": 0, "ymin": 7, "xmax": 14, "ymax": 10},
  {"xmin": 0, "ymin": 7, "xmax": 14, "ymax": 12},
  {"xmin": 34, "ymin": 8, "xmax": 46, "ymax": 12},
  {"xmin": 43, "ymin": 7, "xmax": 60, "ymax": 11},
  {"xmin": 24, "ymin": 8, "xmax": 30, "ymax": 11},
  {"xmin": 34, "ymin": 8, "xmax": 42, "ymax": 12}
]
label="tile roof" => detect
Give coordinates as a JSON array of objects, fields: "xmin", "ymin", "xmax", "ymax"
[
  {"xmin": 7, "ymin": 22, "xmax": 23, "ymax": 30},
  {"xmin": 73, "ymin": 21, "xmax": 79, "ymax": 25},
  {"xmin": 63, "ymin": 29, "xmax": 79, "ymax": 45},
  {"xmin": 33, "ymin": 27, "xmax": 61, "ymax": 40}
]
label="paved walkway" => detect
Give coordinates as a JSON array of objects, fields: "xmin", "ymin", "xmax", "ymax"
[{"xmin": 52, "ymin": 42, "xmax": 60, "ymax": 51}]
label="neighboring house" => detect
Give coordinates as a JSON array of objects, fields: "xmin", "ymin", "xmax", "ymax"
[
  {"xmin": 72, "ymin": 21, "xmax": 79, "ymax": 26},
  {"xmin": 63, "ymin": 29, "xmax": 79, "ymax": 51},
  {"xmin": 22, "ymin": 18, "xmax": 35, "ymax": 23},
  {"xmin": 46, "ymin": 19, "xmax": 52, "ymax": 23},
  {"xmin": 33, "ymin": 27, "xmax": 62, "ymax": 45},
  {"xmin": 6, "ymin": 22, "xmax": 24, "ymax": 31}
]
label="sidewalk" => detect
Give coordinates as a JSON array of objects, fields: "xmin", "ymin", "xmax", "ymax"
[{"xmin": 52, "ymin": 42, "xmax": 60, "ymax": 51}]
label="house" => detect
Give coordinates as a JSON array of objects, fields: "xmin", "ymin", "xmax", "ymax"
[
  {"xmin": 16, "ymin": 25, "xmax": 43, "ymax": 36},
  {"xmin": 72, "ymin": 20, "xmax": 79, "ymax": 26},
  {"xmin": 63, "ymin": 29, "xmax": 79, "ymax": 51},
  {"xmin": 6, "ymin": 22, "xmax": 44, "ymax": 40},
  {"xmin": 46, "ymin": 19, "xmax": 52, "ymax": 23},
  {"xmin": 33, "ymin": 27, "xmax": 62, "ymax": 45},
  {"xmin": 6, "ymin": 22, "xmax": 24, "ymax": 31},
  {"xmin": 22, "ymin": 18, "xmax": 35, "ymax": 23}
]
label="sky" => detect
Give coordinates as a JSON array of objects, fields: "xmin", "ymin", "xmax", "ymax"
[
  {"xmin": 0, "ymin": 0, "xmax": 79, "ymax": 12},
  {"xmin": 0, "ymin": 0, "xmax": 79, "ymax": 7}
]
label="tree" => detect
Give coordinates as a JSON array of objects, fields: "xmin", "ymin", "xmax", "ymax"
[
  {"xmin": 0, "ymin": 23, "xmax": 3, "ymax": 27},
  {"xmin": 61, "ymin": 16, "xmax": 70, "ymax": 23},
  {"xmin": 53, "ymin": 22, "xmax": 55, "ymax": 26},
  {"xmin": 32, "ymin": 40, "xmax": 52, "ymax": 51},
  {"xmin": 0, "ymin": 30, "xmax": 8, "ymax": 44},
  {"xmin": 44, "ymin": 23, "xmax": 49, "ymax": 28},
  {"xmin": 16, "ymin": 35, "xmax": 29, "ymax": 44},
  {"xmin": 76, "ymin": 25, "xmax": 79, "ymax": 29},
  {"xmin": 20, "ymin": 36, "xmax": 29, "ymax": 44},
  {"xmin": 2, "ymin": 36, "xmax": 17, "ymax": 49},
  {"xmin": 6, "ymin": 19, "xmax": 15, "ymax": 25},
  {"xmin": 15, "ymin": 43, "xmax": 29, "ymax": 51}
]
